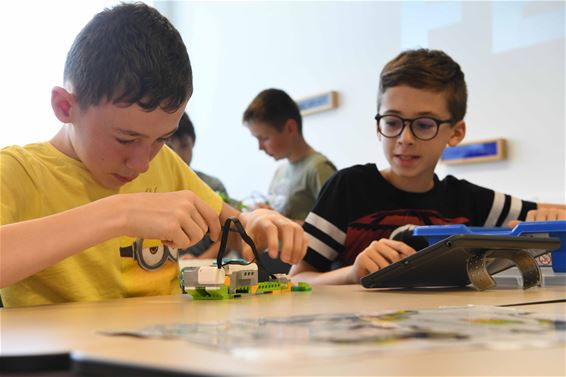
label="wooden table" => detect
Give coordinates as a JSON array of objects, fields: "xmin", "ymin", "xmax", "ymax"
[{"xmin": 1, "ymin": 285, "xmax": 565, "ymax": 376}]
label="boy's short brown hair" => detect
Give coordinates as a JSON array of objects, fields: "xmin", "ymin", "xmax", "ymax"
[
  {"xmin": 377, "ymin": 49, "xmax": 467, "ymax": 121},
  {"xmin": 64, "ymin": 3, "xmax": 191, "ymax": 113},
  {"xmin": 242, "ymin": 88, "xmax": 303, "ymax": 133}
]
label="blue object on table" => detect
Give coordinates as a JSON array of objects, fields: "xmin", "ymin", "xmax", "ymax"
[{"xmin": 413, "ymin": 221, "xmax": 566, "ymax": 273}]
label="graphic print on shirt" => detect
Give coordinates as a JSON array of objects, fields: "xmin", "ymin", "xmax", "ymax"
[
  {"xmin": 340, "ymin": 209, "xmax": 469, "ymax": 266},
  {"xmin": 119, "ymin": 237, "xmax": 179, "ymax": 271}
]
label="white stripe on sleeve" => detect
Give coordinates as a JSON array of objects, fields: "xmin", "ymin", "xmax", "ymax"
[
  {"xmin": 305, "ymin": 212, "xmax": 346, "ymax": 245},
  {"xmin": 484, "ymin": 191, "xmax": 505, "ymax": 227},
  {"xmin": 502, "ymin": 196, "xmax": 522, "ymax": 226},
  {"xmin": 307, "ymin": 234, "xmax": 339, "ymax": 261}
]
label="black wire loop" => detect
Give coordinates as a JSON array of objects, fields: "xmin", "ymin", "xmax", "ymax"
[{"xmin": 216, "ymin": 217, "xmax": 276, "ymax": 279}]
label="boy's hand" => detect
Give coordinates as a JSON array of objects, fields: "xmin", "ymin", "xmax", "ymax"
[
  {"xmin": 507, "ymin": 207, "xmax": 566, "ymax": 228},
  {"xmin": 350, "ymin": 239, "xmax": 416, "ymax": 283},
  {"xmin": 120, "ymin": 190, "xmax": 221, "ymax": 249},
  {"xmin": 238, "ymin": 209, "xmax": 307, "ymax": 264},
  {"xmin": 254, "ymin": 202, "xmax": 273, "ymax": 210}
]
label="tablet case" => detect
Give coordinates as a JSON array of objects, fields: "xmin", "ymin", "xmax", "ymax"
[
  {"xmin": 412, "ymin": 221, "xmax": 566, "ymax": 272},
  {"xmin": 361, "ymin": 234, "xmax": 561, "ymax": 291}
]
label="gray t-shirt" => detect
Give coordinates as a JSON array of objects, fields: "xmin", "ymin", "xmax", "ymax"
[
  {"xmin": 268, "ymin": 152, "xmax": 336, "ymax": 220},
  {"xmin": 195, "ymin": 170, "xmax": 227, "ymax": 196}
]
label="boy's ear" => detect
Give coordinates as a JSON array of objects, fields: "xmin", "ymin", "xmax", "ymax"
[
  {"xmin": 284, "ymin": 119, "xmax": 298, "ymax": 135},
  {"xmin": 51, "ymin": 86, "xmax": 76, "ymax": 123},
  {"xmin": 447, "ymin": 120, "xmax": 466, "ymax": 147}
]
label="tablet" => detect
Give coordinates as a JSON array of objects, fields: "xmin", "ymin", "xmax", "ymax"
[{"xmin": 361, "ymin": 234, "xmax": 561, "ymax": 289}]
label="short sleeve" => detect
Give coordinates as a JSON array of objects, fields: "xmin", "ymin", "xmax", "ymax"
[
  {"xmin": 0, "ymin": 149, "xmax": 41, "ymax": 225},
  {"xmin": 308, "ymin": 160, "xmax": 337, "ymax": 200},
  {"xmin": 302, "ymin": 170, "xmax": 349, "ymax": 272}
]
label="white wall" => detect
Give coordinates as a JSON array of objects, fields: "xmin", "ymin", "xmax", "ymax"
[
  {"xmin": 0, "ymin": 0, "xmax": 125, "ymax": 147},
  {"xmin": 162, "ymin": 0, "xmax": 565, "ymax": 204},
  {"xmin": 1, "ymin": 1, "xmax": 563, "ymax": 204}
]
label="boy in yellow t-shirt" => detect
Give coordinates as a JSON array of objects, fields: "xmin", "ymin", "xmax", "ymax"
[{"xmin": 0, "ymin": 3, "xmax": 307, "ymax": 307}]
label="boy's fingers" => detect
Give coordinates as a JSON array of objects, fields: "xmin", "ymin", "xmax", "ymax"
[
  {"xmin": 241, "ymin": 243, "xmax": 254, "ymax": 261},
  {"xmin": 265, "ymin": 224, "xmax": 279, "ymax": 259},
  {"xmin": 278, "ymin": 238, "xmax": 292, "ymax": 264},
  {"xmin": 178, "ymin": 214, "xmax": 206, "ymax": 247},
  {"xmin": 193, "ymin": 198, "xmax": 221, "ymax": 241},
  {"xmin": 507, "ymin": 219, "xmax": 521, "ymax": 228},
  {"xmin": 259, "ymin": 222, "xmax": 279, "ymax": 259},
  {"xmin": 360, "ymin": 256, "xmax": 379, "ymax": 276},
  {"xmin": 291, "ymin": 228, "xmax": 307, "ymax": 264},
  {"xmin": 166, "ymin": 227, "xmax": 191, "ymax": 249},
  {"xmin": 367, "ymin": 250, "xmax": 389, "ymax": 270},
  {"xmin": 378, "ymin": 243, "xmax": 402, "ymax": 264},
  {"xmin": 274, "ymin": 218, "xmax": 294, "ymax": 263},
  {"xmin": 380, "ymin": 238, "xmax": 416, "ymax": 257},
  {"xmin": 162, "ymin": 240, "xmax": 177, "ymax": 249},
  {"xmin": 189, "ymin": 211, "xmax": 209, "ymax": 237}
]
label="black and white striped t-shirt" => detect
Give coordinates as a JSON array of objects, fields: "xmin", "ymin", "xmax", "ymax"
[{"xmin": 302, "ymin": 163, "xmax": 537, "ymax": 272}]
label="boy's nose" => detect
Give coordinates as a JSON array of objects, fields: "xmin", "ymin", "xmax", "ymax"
[
  {"xmin": 398, "ymin": 123, "xmax": 416, "ymax": 144},
  {"xmin": 125, "ymin": 150, "xmax": 151, "ymax": 174}
]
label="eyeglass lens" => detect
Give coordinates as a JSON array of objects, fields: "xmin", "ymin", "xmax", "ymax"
[{"xmin": 378, "ymin": 115, "xmax": 438, "ymax": 140}]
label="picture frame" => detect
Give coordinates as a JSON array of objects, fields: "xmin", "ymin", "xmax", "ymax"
[
  {"xmin": 441, "ymin": 138, "xmax": 507, "ymax": 165},
  {"xmin": 296, "ymin": 91, "xmax": 338, "ymax": 116}
]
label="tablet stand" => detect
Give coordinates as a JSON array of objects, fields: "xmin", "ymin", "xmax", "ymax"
[{"xmin": 467, "ymin": 249, "xmax": 541, "ymax": 291}]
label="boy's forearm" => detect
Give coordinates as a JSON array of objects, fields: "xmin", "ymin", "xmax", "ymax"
[
  {"xmin": 0, "ymin": 196, "xmax": 124, "ymax": 288},
  {"xmin": 290, "ymin": 265, "xmax": 357, "ymax": 285}
]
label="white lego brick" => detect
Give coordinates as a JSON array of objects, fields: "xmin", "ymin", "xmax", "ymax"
[{"xmin": 197, "ymin": 266, "xmax": 225, "ymax": 284}]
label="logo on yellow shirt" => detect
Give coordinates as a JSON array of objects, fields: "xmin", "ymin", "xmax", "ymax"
[{"xmin": 119, "ymin": 237, "xmax": 179, "ymax": 271}]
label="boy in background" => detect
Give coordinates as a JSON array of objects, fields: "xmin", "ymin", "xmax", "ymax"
[
  {"xmin": 167, "ymin": 112, "xmax": 228, "ymax": 196},
  {"xmin": 243, "ymin": 88, "xmax": 337, "ymax": 223},
  {"xmin": 0, "ymin": 3, "xmax": 307, "ymax": 307},
  {"xmin": 243, "ymin": 88, "xmax": 336, "ymax": 277},
  {"xmin": 289, "ymin": 49, "xmax": 565, "ymax": 285}
]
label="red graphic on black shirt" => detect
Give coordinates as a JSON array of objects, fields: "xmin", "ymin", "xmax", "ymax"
[{"xmin": 341, "ymin": 209, "xmax": 469, "ymax": 266}]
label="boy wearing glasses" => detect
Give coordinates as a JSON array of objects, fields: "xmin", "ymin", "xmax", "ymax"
[
  {"xmin": 289, "ymin": 49, "xmax": 565, "ymax": 285},
  {"xmin": 0, "ymin": 3, "xmax": 307, "ymax": 307}
]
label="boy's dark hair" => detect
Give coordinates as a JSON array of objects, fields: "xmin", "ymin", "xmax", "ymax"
[
  {"xmin": 64, "ymin": 2, "xmax": 191, "ymax": 113},
  {"xmin": 242, "ymin": 88, "xmax": 303, "ymax": 133},
  {"xmin": 377, "ymin": 49, "xmax": 468, "ymax": 121},
  {"xmin": 171, "ymin": 112, "xmax": 196, "ymax": 143}
]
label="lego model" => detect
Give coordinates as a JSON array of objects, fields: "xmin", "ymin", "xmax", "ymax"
[
  {"xmin": 179, "ymin": 262, "xmax": 310, "ymax": 300},
  {"xmin": 179, "ymin": 217, "xmax": 312, "ymax": 300}
]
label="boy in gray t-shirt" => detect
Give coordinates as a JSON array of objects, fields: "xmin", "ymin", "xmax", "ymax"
[
  {"xmin": 243, "ymin": 88, "xmax": 337, "ymax": 224},
  {"xmin": 269, "ymin": 152, "xmax": 335, "ymax": 221}
]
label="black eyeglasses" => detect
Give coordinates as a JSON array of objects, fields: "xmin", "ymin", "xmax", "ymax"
[{"xmin": 375, "ymin": 114, "xmax": 454, "ymax": 141}]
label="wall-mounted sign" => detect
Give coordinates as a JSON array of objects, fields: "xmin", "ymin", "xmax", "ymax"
[
  {"xmin": 441, "ymin": 138, "xmax": 507, "ymax": 165},
  {"xmin": 296, "ymin": 91, "xmax": 338, "ymax": 116}
]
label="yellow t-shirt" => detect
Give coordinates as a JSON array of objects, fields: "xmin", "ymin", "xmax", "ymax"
[{"xmin": 0, "ymin": 142, "xmax": 222, "ymax": 307}]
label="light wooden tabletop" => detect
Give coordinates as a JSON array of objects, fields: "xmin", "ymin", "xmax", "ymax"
[{"xmin": 1, "ymin": 285, "xmax": 565, "ymax": 376}]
